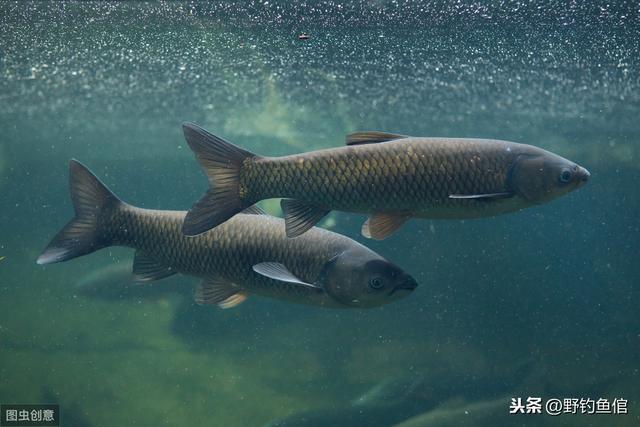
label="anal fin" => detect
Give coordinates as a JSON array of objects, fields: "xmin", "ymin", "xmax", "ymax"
[
  {"xmin": 132, "ymin": 251, "xmax": 176, "ymax": 282},
  {"xmin": 242, "ymin": 204, "xmax": 267, "ymax": 215},
  {"xmin": 362, "ymin": 212, "xmax": 412, "ymax": 240},
  {"xmin": 280, "ymin": 199, "xmax": 330, "ymax": 238},
  {"xmin": 195, "ymin": 278, "xmax": 247, "ymax": 309},
  {"xmin": 218, "ymin": 293, "xmax": 248, "ymax": 309}
]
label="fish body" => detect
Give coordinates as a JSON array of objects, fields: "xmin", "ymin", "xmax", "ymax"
[
  {"xmin": 181, "ymin": 124, "xmax": 589, "ymax": 239},
  {"xmin": 37, "ymin": 161, "xmax": 416, "ymax": 309},
  {"xmin": 108, "ymin": 210, "xmax": 345, "ymax": 307},
  {"xmin": 246, "ymin": 138, "xmax": 525, "ymax": 217}
]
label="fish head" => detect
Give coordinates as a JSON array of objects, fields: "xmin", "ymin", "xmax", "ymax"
[
  {"xmin": 510, "ymin": 147, "xmax": 590, "ymax": 203},
  {"xmin": 320, "ymin": 247, "xmax": 418, "ymax": 308}
]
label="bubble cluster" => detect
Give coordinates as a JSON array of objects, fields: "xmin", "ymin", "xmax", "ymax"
[{"xmin": 0, "ymin": 1, "xmax": 637, "ymax": 162}]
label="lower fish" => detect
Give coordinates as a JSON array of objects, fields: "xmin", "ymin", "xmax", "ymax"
[{"xmin": 37, "ymin": 160, "xmax": 417, "ymax": 309}]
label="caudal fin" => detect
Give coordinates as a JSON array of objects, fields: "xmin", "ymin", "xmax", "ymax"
[
  {"xmin": 37, "ymin": 160, "xmax": 122, "ymax": 265},
  {"xmin": 181, "ymin": 122, "xmax": 259, "ymax": 236}
]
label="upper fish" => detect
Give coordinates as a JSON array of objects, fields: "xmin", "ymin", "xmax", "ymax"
[
  {"xmin": 37, "ymin": 160, "xmax": 417, "ymax": 309},
  {"xmin": 181, "ymin": 123, "xmax": 590, "ymax": 240}
]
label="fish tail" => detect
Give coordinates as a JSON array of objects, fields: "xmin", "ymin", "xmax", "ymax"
[
  {"xmin": 181, "ymin": 122, "xmax": 259, "ymax": 236},
  {"xmin": 37, "ymin": 160, "xmax": 123, "ymax": 265}
]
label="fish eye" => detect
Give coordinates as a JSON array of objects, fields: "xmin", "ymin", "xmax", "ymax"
[
  {"xmin": 559, "ymin": 170, "xmax": 572, "ymax": 183},
  {"xmin": 369, "ymin": 277, "xmax": 384, "ymax": 289}
]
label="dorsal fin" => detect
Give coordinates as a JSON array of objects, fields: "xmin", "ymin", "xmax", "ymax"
[{"xmin": 346, "ymin": 131, "xmax": 408, "ymax": 146}]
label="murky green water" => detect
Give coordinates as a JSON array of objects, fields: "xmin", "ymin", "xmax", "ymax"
[{"xmin": 1, "ymin": 1, "xmax": 638, "ymax": 426}]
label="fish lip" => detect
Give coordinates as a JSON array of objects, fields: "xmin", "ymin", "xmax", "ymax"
[
  {"xmin": 388, "ymin": 279, "xmax": 418, "ymax": 296},
  {"xmin": 579, "ymin": 166, "xmax": 590, "ymax": 182}
]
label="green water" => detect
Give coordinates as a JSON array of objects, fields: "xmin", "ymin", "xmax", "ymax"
[{"xmin": 1, "ymin": 1, "xmax": 638, "ymax": 426}]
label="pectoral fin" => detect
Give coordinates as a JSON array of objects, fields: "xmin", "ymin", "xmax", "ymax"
[
  {"xmin": 195, "ymin": 278, "xmax": 247, "ymax": 309},
  {"xmin": 346, "ymin": 131, "xmax": 408, "ymax": 145},
  {"xmin": 280, "ymin": 199, "xmax": 330, "ymax": 238},
  {"xmin": 448, "ymin": 192, "xmax": 514, "ymax": 200},
  {"xmin": 362, "ymin": 212, "xmax": 412, "ymax": 240},
  {"xmin": 132, "ymin": 251, "xmax": 176, "ymax": 282},
  {"xmin": 253, "ymin": 262, "xmax": 321, "ymax": 289}
]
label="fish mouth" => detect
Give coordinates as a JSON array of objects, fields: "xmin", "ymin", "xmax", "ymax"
[
  {"xmin": 389, "ymin": 278, "xmax": 418, "ymax": 296},
  {"xmin": 572, "ymin": 166, "xmax": 590, "ymax": 190},
  {"xmin": 578, "ymin": 166, "xmax": 590, "ymax": 183}
]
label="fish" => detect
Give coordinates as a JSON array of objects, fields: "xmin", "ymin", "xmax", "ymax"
[
  {"xmin": 266, "ymin": 375, "xmax": 431, "ymax": 427},
  {"xmin": 265, "ymin": 360, "xmax": 534, "ymax": 427},
  {"xmin": 74, "ymin": 262, "xmax": 133, "ymax": 291},
  {"xmin": 392, "ymin": 396, "xmax": 510, "ymax": 427},
  {"xmin": 74, "ymin": 262, "xmax": 190, "ymax": 301},
  {"xmin": 180, "ymin": 123, "xmax": 590, "ymax": 239},
  {"xmin": 36, "ymin": 160, "xmax": 417, "ymax": 309}
]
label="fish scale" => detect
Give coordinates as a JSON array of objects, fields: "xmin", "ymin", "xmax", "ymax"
[
  {"xmin": 39, "ymin": 160, "xmax": 418, "ymax": 308},
  {"xmin": 245, "ymin": 138, "xmax": 512, "ymax": 213},
  {"xmin": 103, "ymin": 207, "xmax": 349, "ymax": 303}
]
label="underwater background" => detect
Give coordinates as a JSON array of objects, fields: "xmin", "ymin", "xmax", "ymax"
[{"xmin": 0, "ymin": 1, "xmax": 638, "ymax": 426}]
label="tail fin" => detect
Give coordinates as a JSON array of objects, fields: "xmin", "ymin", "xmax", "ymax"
[
  {"xmin": 181, "ymin": 122, "xmax": 259, "ymax": 236},
  {"xmin": 37, "ymin": 160, "xmax": 122, "ymax": 265}
]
